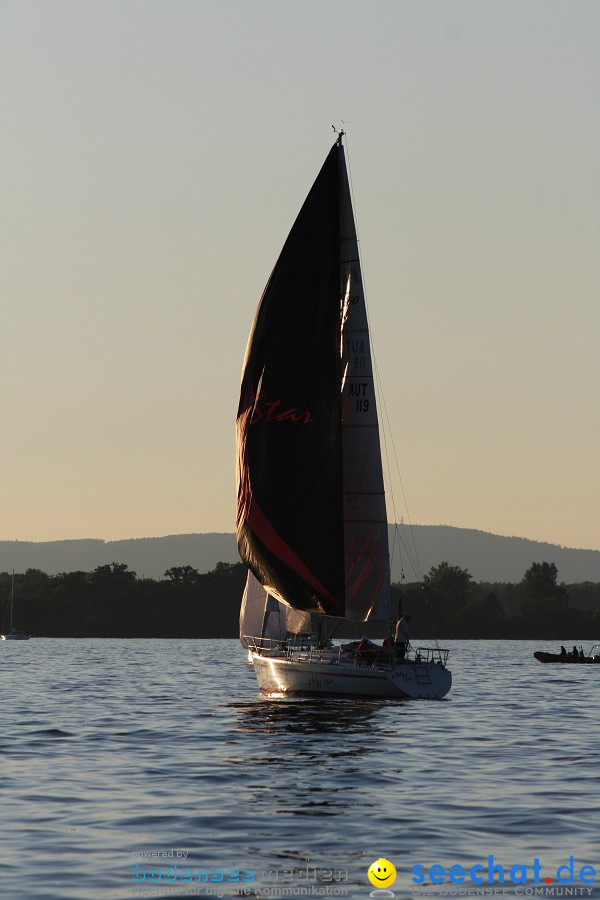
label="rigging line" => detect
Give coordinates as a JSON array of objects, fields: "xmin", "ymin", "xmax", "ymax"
[
  {"xmin": 374, "ymin": 363, "xmax": 424, "ymax": 581},
  {"xmin": 341, "ymin": 135, "xmax": 396, "ymax": 620},
  {"xmin": 344, "ymin": 135, "xmax": 422, "ymax": 584},
  {"xmin": 345, "ymin": 136, "xmax": 439, "ymax": 653},
  {"xmin": 424, "ymin": 585, "xmax": 441, "ymax": 651},
  {"xmin": 344, "ymin": 139, "xmax": 446, "ymax": 649},
  {"xmin": 379, "ymin": 413, "xmax": 418, "ymax": 580},
  {"xmin": 371, "ymin": 325, "xmax": 441, "ymax": 650},
  {"xmin": 392, "ymin": 522, "xmax": 420, "ymax": 581},
  {"xmin": 372, "ymin": 348, "xmax": 422, "ymax": 581},
  {"xmin": 345, "ymin": 137, "xmax": 442, "ymax": 650},
  {"xmin": 344, "ymin": 137, "xmax": 402, "ymax": 582}
]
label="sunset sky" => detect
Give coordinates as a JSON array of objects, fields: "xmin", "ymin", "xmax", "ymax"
[{"xmin": 2, "ymin": 0, "xmax": 599, "ymax": 550}]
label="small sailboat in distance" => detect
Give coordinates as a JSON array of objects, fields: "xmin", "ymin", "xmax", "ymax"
[
  {"xmin": 235, "ymin": 132, "xmax": 451, "ymax": 699},
  {"xmin": 1, "ymin": 571, "xmax": 30, "ymax": 641}
]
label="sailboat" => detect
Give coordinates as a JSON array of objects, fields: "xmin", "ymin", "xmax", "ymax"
[
  {"xmin": 1, "ymin": 572, "xmax": 30, "ymax": 641},
  {"xmin": 235, "ymin": 132, "xmax": 451, "ymax": 699}
]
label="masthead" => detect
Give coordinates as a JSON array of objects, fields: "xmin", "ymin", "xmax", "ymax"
[{"xmin": 332, "ymin": 125, "xmax": 345, "ymax": 146}]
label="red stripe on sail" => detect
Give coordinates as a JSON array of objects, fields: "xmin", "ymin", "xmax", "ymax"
[
  {"xmin": 236, "ymin": 408, "xmax": 254, "ymax": 534},
  {"xmin": 247, "ymin": 499, "xmax": 343, "ymax": 613},
  {"xmin": 237, "ymin": 406, "xmax": 343, "ymax": 614},
  {"xmin": 345, "ymin": 529, "xmax": 386, "ymax": 617},
  {"xmin": 346, "ymin": 535, "xmax": 376, "ymax": 597}
]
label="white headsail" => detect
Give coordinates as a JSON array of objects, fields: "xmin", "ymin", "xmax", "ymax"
[
  {"xmin": 239, "ymin": 570, "xmax": 311, "ymax": 648},
  {"xmin": 338, "ymin": 145, "xmax": 391, "ymax": 621}
]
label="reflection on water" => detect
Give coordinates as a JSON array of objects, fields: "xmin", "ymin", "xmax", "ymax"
[
  {"xmin": 230, "ymin": 695, "xmax": 394, "ymax": 734},
  {"xmin": 225, "ymin": 698, "xmax": 388, "ymax": 821}
]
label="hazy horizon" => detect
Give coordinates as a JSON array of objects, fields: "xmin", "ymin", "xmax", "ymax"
[
  {"xmin": 3, "ymin": 1, "xmax": 599, "ymax": 551},
  {"xmin": 2, "ymin": 524, "xmax": 599, "ymax": 585},
  {"xmin": 2, "ymin": 522, "xmax": 598, "ymax": 555}
]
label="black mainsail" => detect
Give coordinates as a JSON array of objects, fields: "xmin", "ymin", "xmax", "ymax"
[{"xmin": 236, "ymin": 136, "xmax": 390, "ymax": 622}]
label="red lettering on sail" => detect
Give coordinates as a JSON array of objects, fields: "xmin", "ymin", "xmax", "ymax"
[
  {"xmin": 260, "ymin": 400, "xmax": 313, "ymax": 424},
  {"xmin": 239, "ymin": 383, "xmax": 313, "ymax": 425},
  {"xmin": 251, "ymin": 396, "xmax": 312, "ymax": 424}
]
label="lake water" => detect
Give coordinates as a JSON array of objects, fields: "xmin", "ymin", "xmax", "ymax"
[{"xmin": 1, "ymin": 639, "xmax": 599, "ymax": 900}]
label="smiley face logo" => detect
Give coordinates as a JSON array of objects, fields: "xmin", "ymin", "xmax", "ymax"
[{"xmin": 368, "ymin": 858, "xmax": 397, "ymax": 888}]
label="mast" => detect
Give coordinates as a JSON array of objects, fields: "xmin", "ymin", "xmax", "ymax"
[{"xmin": 9, "ymin": 570, "xmax": 14, "ymax": 631}]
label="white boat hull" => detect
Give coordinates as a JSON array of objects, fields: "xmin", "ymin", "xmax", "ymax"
[{"xmin": 251, "ymin": 652, "xmax": 451, "ymax": 700}]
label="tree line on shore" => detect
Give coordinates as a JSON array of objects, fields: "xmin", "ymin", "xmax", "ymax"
[
  {"xmin": 398, "ymin": 561, "xmax": 600, "ymax": 640},
  {"xmin": 1, "ymin": 560, "xmax": 599, "ymax": 640}
]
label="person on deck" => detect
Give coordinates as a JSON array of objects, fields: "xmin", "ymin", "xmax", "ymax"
[
  {"xmin": 394, "ymin": 614, "xmax": 411, "ymax": 659},
  {"xmin": 357, "ymin": 635, "xmax": 376, "ymax": 665}
]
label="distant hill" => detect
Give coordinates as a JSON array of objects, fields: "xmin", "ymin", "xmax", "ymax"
[
  {"xmin": 0, "ymin": 526, "xmax": 598, "ymax": 583},
  {"xmin": 392, "ymin": 526, "xmax": 599, "ymax": 583}
]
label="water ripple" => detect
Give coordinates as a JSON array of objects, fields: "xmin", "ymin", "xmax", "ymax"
[{"xmin": 1, "ymin": 638, "xmax": 599, "ymax": 898}]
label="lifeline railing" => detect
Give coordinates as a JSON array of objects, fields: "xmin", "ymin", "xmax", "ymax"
[{"xmin": 243, "ymin": 636, "xmax": 450, "ymax": 668}]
